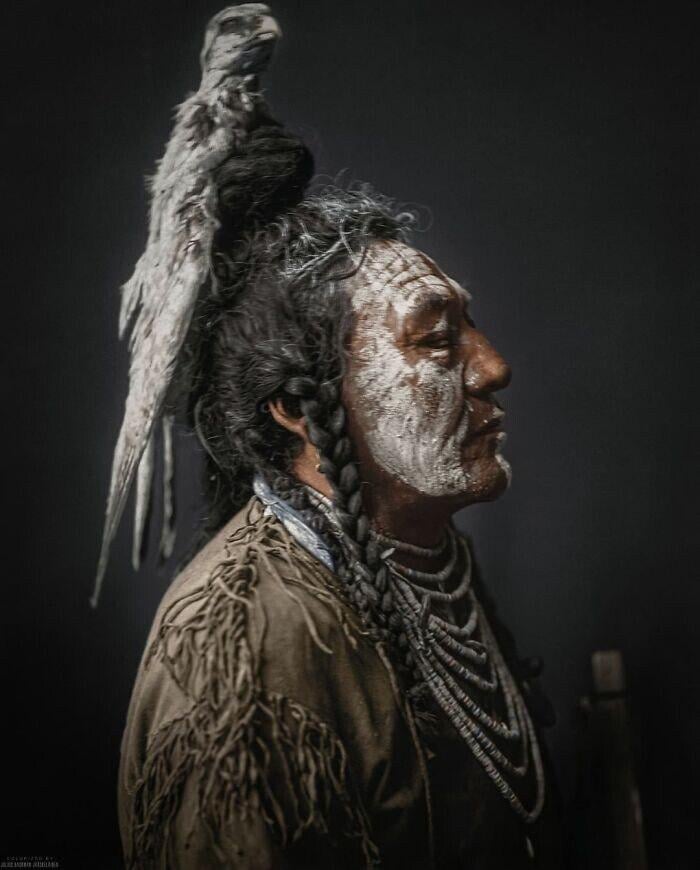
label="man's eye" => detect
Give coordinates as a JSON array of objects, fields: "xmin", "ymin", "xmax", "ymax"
[{"xmin": 421, "ymin": 333, "xmax": 453, "ymax": 349}]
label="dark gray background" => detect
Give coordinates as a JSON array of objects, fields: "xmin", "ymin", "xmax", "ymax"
[{"xmin": 4, "ymin": 0, "xmax": 698, "ymax": 866}]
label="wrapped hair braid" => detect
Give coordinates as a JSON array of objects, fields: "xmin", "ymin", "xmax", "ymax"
[{"xmin": 281, "ymin": 378, "xmax": 421, "ymax": 684}]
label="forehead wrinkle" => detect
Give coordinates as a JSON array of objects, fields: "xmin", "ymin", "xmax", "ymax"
[
  {"xmin": 403, "ymin": 269, "xmax": 472, "ymax": 305},
  {"xmin": 369, "ymin": 257, "xmax": 440, "ymax": 298},
  {"xmin": 350, "ymin": 240, "xmax": 473, "ymax": 319},
  {"xmin": 373, "ymin": 242, "xmax": 471, "ymax": 303},
  {"xmin": 397, "ymin": 289, "xmax": 451, "ymax": 320},
  {"xmin": 368, "ymin": 260, "xmax": 425, "ymax": 293},
  {"xmin": 355, "ymin": 259, "xmax": 428, "ymax": 308},
  {"xmin": 395, "ymin": 276, "xmax": 472, "ymax": 322},
  {"xmin": 355, "ymin": 250, "xmax": 416, "ymax": 303},
  {"xmin": 362, "ymin": 242, "xmax": 411, "ymax": 279},
  {"xmin": 376, "ymin": 269, "xmax": 443, "ymax": 318},
  {"xmin": 394, "ymin": 266, "xmax": 439, "ymax": 290},
  {"xmin": 363, "ymin": 239, "xmax": 422, "ymax": 274},
  {"xmin": 400, "ymin": 275, "xmax": 452, "ymax": 293},
  {"xmin": 405, "ymin": 247, "xmax": 473, "ymax": 304}
]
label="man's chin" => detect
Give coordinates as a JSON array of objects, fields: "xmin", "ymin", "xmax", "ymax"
[
  {"xmin": 451, "ymin": 456, "xmax": 511, "ymax": 507},
  {"xmin": 487, "ymin": 459, "xmax": 511, "ymax": 500}
]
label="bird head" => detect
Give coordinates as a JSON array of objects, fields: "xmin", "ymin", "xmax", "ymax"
[{"xmin": 200, "ymin": 4, "xmax": 281, "ymax": 85}]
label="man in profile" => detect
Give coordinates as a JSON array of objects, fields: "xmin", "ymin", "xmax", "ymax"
[{"xmin": 100, "ymin": 6, "xmax": 562, "ymax": 867}]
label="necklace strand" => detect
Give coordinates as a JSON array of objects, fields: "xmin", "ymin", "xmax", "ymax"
[
  {"xmin": 374, "ymin": 529, "xmax": 450, "ymax": 559},
  {"xmin": 302, "ymin": 491, "xmax": 545, "ymax": 823},
  {"xmin": 385, "ymin": 531, "xmax": 459, "ymax": 587},
  {"xmin": 386, "ymin": 535, "xmax": 545, "ymax": 823}
]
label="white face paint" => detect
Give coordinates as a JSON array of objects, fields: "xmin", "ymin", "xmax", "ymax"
[{"xmin": 344, "ymin": 240, "xmax": 510, "ymax": 498}]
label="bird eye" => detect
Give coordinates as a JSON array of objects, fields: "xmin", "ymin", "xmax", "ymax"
[{"xmin": 219, "ymin": 18, "xmax": 252, "ymax": 37}]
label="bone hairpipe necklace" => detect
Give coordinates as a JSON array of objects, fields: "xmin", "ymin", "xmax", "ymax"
[
  {"xmin": 304, "ymin": 487, "xmax": 545, "ymax": 822},
  {"xmin": 385, "ymin": 531, "xmax": 545, "ymax": 823},
  {"xmin": 374, "ymin": 529, "xmax": 450, "ymax": 559}
]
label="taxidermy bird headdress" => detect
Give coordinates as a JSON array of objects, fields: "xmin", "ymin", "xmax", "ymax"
[{"xmin": 92, "ymin": 4, "xmax": 288, "ymax": 606}]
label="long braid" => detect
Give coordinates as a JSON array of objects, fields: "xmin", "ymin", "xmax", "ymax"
[{"xmin": 280, "ymin": 376, "xmax": 422, "ymax": 687}]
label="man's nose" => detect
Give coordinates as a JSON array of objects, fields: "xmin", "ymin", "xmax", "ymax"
[{"xmin": 463, "ymin": 330, "xmax": 512, "ymax": 396}]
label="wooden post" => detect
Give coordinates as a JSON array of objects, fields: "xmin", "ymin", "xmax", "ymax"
[{"xmin": 575, "ymin": 650, "xmax": 648, "ymax": 869}]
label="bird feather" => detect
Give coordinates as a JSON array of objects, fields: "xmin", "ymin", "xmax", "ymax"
[{"xmin": 92, "ymin": 4, "xmax": 281, "ymax": 605}]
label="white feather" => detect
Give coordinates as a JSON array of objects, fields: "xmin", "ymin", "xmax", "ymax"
[{"xmin": 132, "ymin": 432, "xmax": 155, "ymax": 572}]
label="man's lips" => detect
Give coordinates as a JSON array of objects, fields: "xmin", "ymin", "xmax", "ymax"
[
  {"xmin": 457, "ymin": 403, "xmax": 505, "ymax": 445},
  {"xmin": 472, "ymin": 418, "xmax": 502, "ymax": 438},
  {"xmin": 464, "ymin": 406, "xmax": 506, "ymax": 442}
]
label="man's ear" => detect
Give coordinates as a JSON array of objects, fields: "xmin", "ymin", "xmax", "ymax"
[
  {"xmin": 267, "ymin": 398, "xmax": 332, "ymax": 497},
  {"xmin": 268, "ymin": 398, "xmax": 309, "ymax": 443}
]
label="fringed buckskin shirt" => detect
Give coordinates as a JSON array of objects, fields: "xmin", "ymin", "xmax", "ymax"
[{"xmin": 118, "ymin": 495, "xmax": 564, "ymax": 869}]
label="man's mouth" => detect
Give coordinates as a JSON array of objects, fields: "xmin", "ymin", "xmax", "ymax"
[
  {"xmin": 465, "ymin": 403, "xmax": 505, "ymax": 442},
  {"xmin": 472, "ymin": 418, "xmax": 503, "ymax": 438}
]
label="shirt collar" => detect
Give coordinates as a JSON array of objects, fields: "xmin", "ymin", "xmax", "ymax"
[{"xmin": 252, "ymin": 473, "xmax": 335, "ymax": 571}]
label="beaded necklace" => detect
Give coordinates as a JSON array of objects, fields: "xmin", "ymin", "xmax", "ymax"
[
  {"xmin": 386, "ymin": 527, "xmax": 545, "ymax": 823},
  {"xmin": 375, "ymin": 529, "xmax": 450, "ymax": 559},
  {"xmin": 382, "ymin": 532, "xmax": 458, "ymax": 586},
  {"xmin": 303, "ymin": 486, "xmax": 545, "ymax": 822}
]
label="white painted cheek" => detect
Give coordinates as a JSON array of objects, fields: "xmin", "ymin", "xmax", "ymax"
[
  {"xmin": 414, "ymin": 358, "xmax": 466, "ymax": 442},
  {"xmin": 351, "ymin": 327, "xmax": 474, "ymax": 496},
  {"xmin": 352, "ymin": 326, "xmax": 419, "ymax": 448},
  {"xmin": 412, "ymin": 360, "xmax": 473, "ymax": 494}
]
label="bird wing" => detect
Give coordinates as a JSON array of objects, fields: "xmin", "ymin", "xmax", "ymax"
[{"xmin": 92, "ymin": 5, "xmax": 281, "ymax": 605}]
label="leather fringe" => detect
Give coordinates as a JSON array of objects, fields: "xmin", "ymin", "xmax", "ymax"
[{"xmin": 125, "ymin": 504, "xmax": 380, "ymax": 868}]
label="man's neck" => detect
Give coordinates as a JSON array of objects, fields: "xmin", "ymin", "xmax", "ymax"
[
  {"xmin": 365, "ymin": 487, "xmax": 452, "ymax": 547},
  {"xmin": 291, "ymin": 450, "xmax": 460, "ymax": 566}
]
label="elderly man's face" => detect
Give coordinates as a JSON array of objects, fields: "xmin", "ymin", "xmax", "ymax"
[{"xmin": 343, "ymin": 240, "xmax": 512, "ymax": 507}]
